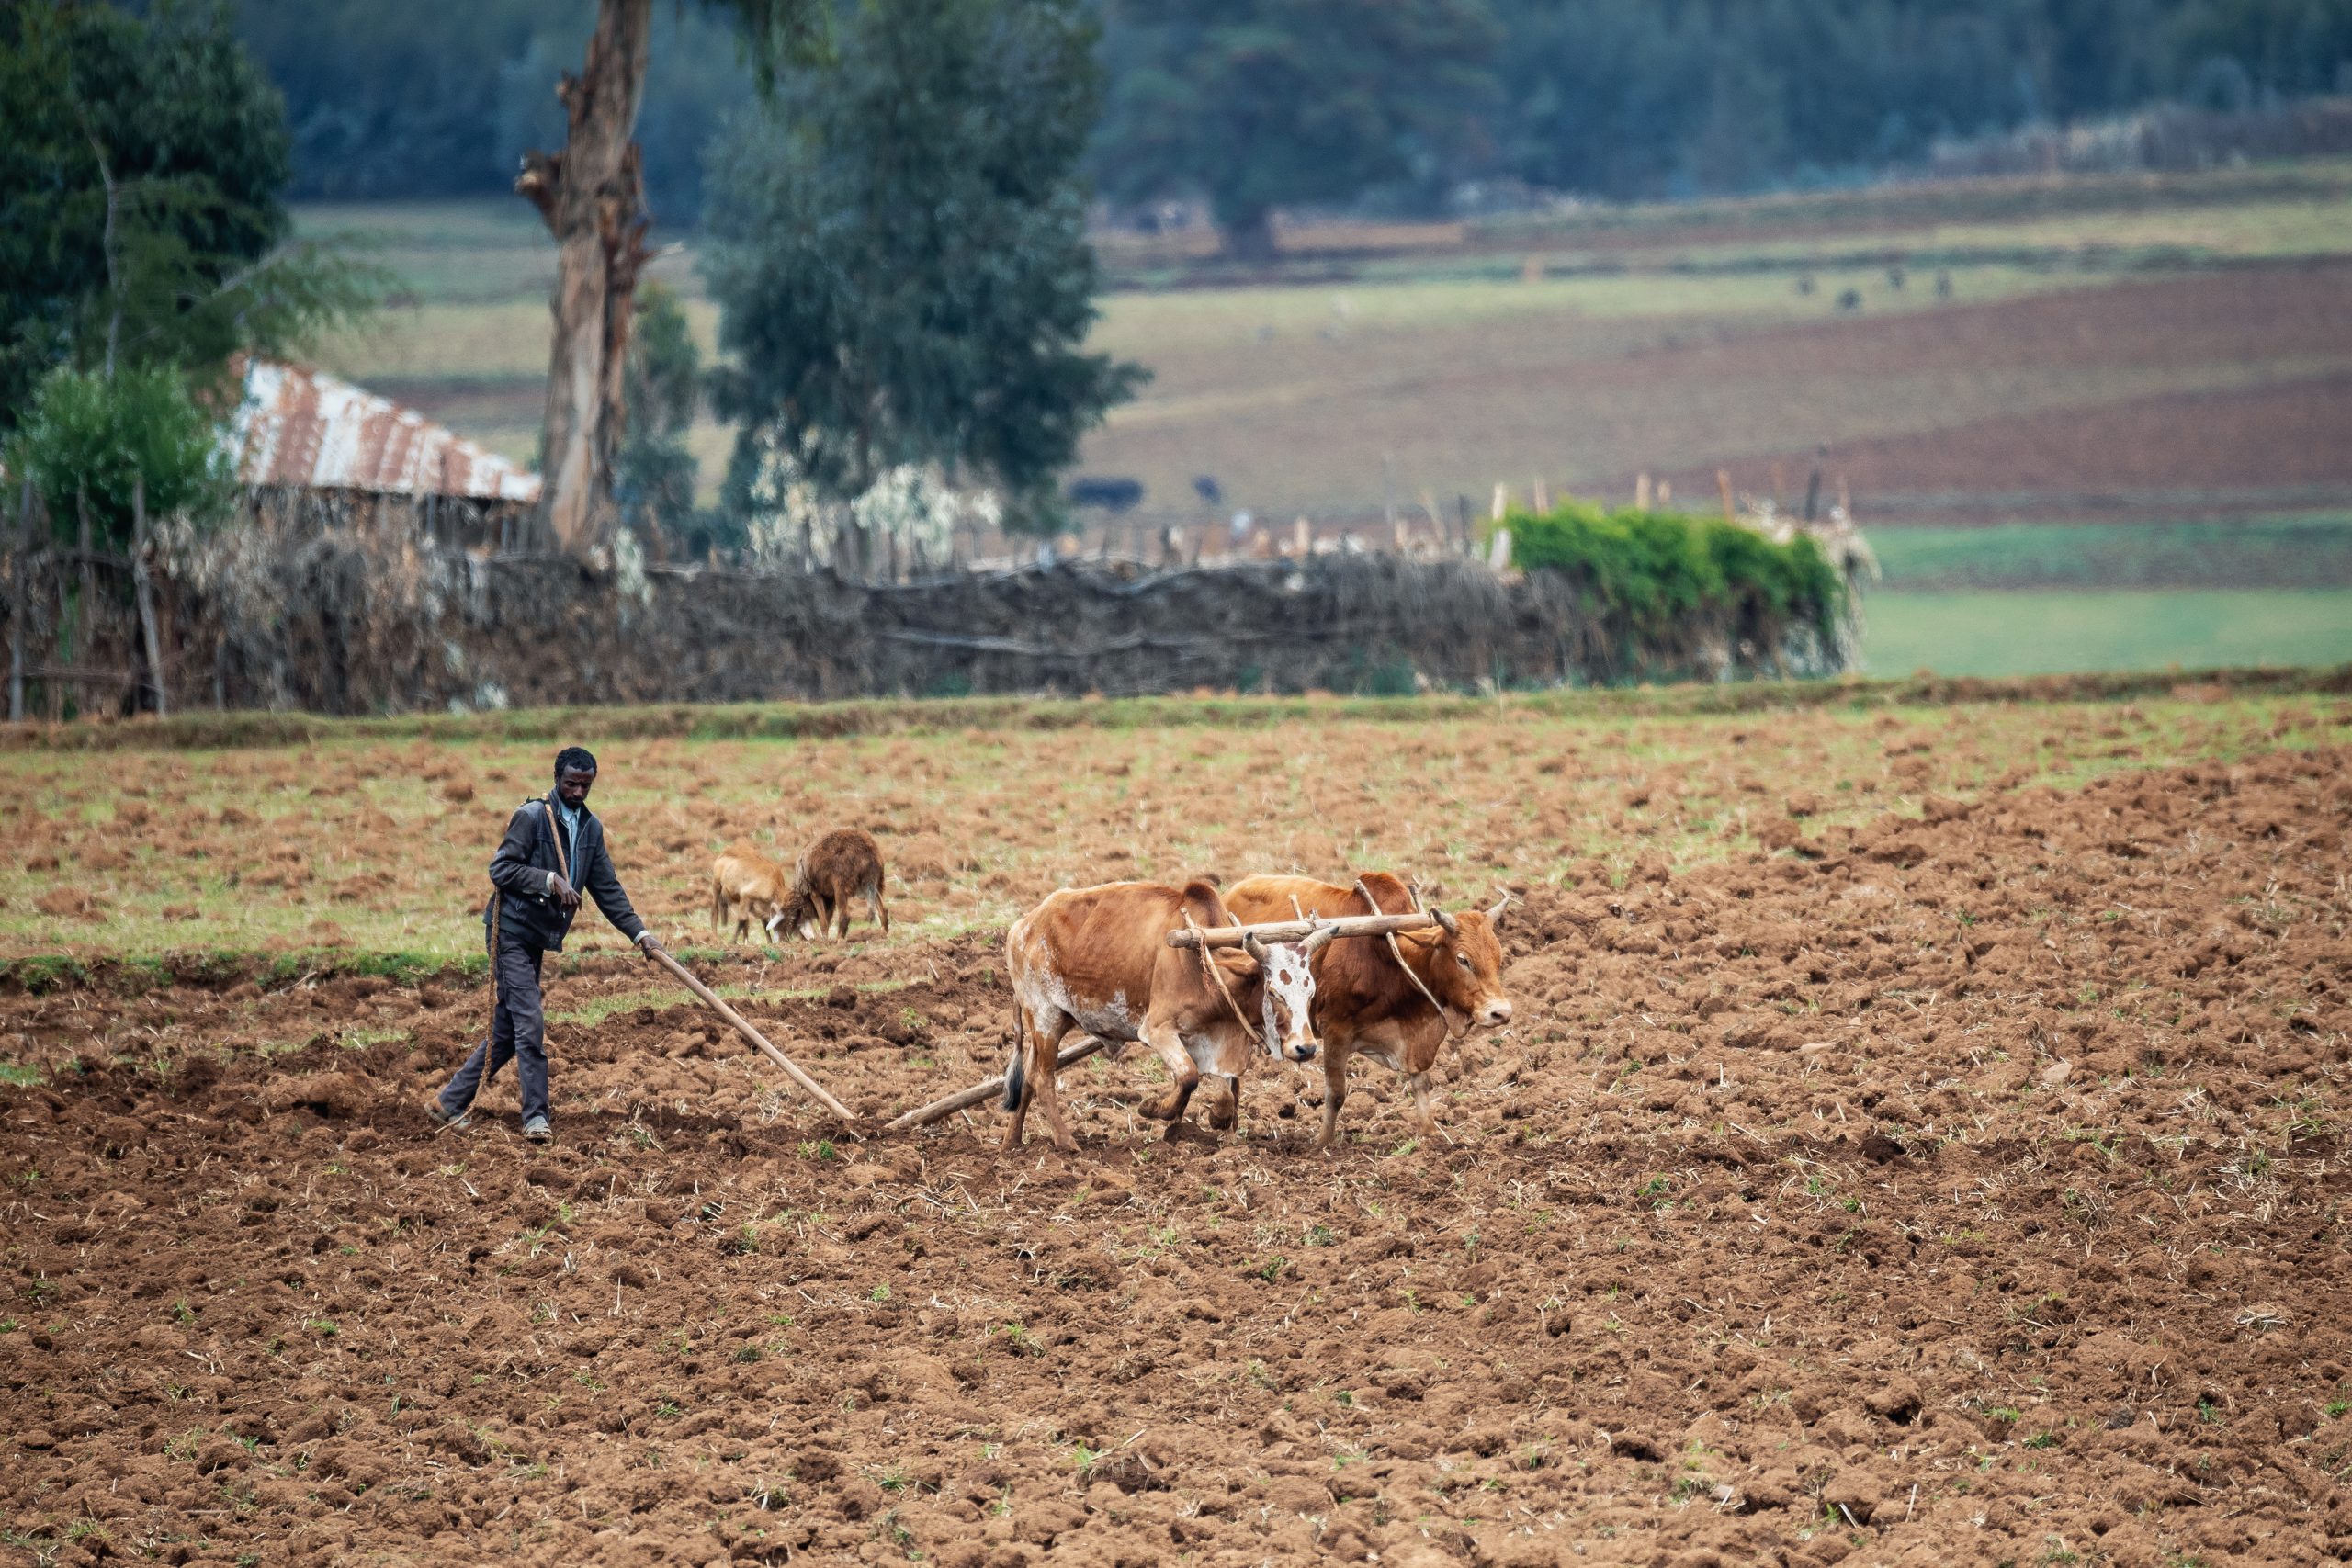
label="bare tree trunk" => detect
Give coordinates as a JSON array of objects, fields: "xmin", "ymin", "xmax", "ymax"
[
  {"xmin": 1219, "ymin": 204, "xmax": 1279, "ymax": 265},
  {"xmin": 131, "ymin": 477, "xmax": 166, "ymax": 717},
  {"xmin": 517, "ymin": 0, "xmax": 654, "ymax": 565}
]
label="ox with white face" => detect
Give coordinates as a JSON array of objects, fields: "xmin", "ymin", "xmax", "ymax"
[
  {"xmin": 1225, "ymin": 871, "xmax": 1516, "ymax": 1152},
  {"xmin": 1253, "ymin": 941, "xmax": 1317, "ymax": 1064}
]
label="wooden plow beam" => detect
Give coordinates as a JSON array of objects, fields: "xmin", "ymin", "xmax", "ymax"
[
  {"xmin": 641, "ymin": 944, "xmax": 860, "ymax": 1126},
  {"xmin": 885, "ymin": 1036, "xmax": 1114, "ymax": 1134},
  {"xmin": 1164, "ymin": 910, "xmax": 1440, "ymax": 949}
]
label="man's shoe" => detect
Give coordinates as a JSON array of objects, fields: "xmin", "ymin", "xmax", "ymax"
[
  {"xmin": 522, "ymin": 1114, "xmax": 553, "ymax": 1144},
  {"xmin": 426, "ymin": 1101, "xmax": 469, "ymax": 1132}
]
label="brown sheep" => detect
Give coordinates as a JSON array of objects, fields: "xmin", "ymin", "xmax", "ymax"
[
  {"xmin": 779, "ymin": 828, "xmax": 891, "ymax": 941},
  {"xmin": 710, "ymin": 845, "xmax": 792, "ymax": 943}
]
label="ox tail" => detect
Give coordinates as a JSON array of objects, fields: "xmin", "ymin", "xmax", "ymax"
[{"xmin": 1001, "ymin": 1012, "xmax": 1028, "ymax": 1112}]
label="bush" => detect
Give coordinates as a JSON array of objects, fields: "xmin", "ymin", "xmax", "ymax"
[
  {"xmin": 6, "ymin": 365, "xmax": 232, "ymax": 547},
  {"xmin": 1500, "ymin": 499, "xmax": 1848, "ymax": 680}
]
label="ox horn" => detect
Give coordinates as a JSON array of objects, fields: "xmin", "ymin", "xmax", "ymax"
[
  {"xmin": 1301, "ymin": 920, "xmax": 1337, "ymax": 956},
  {"xmin": 1486, "ymin": 892, "xmax": 1514, "ymax": 924},
  {"xmin": 1242, "ymin": 931, "xmax": 1270, "ymax": 964},
  {"xmin": 1431, "ymin": 906, "xmax": 1460, "ymax": 937}
]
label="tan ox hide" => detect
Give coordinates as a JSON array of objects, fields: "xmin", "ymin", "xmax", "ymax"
[
  {"xmin": 710, "ymin": 846, "xmax": 792, "ymax": 943},
  {"xmin": 1001, "ymin": 880, "xmax": 1329, "ymax": 1151},
  {"xmin": 1225, "ymin": 872, "xmax": 1511, "ymax": 1150},
  {"xmin": 779, "ymin": 828, "xmax": 891, "ymax": 941}
]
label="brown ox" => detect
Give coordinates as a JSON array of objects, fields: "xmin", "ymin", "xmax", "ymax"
[
  {"xmin": 1001, "ymin": 880, "xmax": 1328, "ymax": 1151},
  {"xmin": 1225, "ymin": 873, "xmax": 1511, "ymax": 1150},
  {"xmin": 710, "ymin": 846, "xmax": 792, "ymax": 943},
  {"xmin": 779, "ymin": 828, "xmax": 891, "ymax": 940}
]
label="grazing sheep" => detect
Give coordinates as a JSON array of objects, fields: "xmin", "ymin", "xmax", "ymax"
[
  {"xmin": 780, "ymin": 829, "xmax": 891, "ymax": 941},
  {"xmin": 710, "ymin": 846, "xmax": 792, "ymax": 944}
]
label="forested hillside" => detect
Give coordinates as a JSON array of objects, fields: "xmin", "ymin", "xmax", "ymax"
[{"xmin": 237, "ymin": 0, "xmax": 2352, "ymax": 220}]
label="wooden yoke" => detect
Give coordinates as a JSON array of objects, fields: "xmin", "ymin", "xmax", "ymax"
[{"xmin": 1165, "ymin": 910, "xmax": 1440, "ymax": 949}]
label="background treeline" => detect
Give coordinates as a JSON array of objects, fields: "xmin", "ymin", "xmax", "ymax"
[{"xmin": 233, "ymin": 0, "xmax": 2352, "ymax": 220}]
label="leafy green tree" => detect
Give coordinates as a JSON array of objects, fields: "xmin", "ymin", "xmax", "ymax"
[
  {"xmin": 703, "ymin": 0, "xmax": 1144, "ymax": 537},
  {"xmin": 6, "ymin": 365, "xmax": 232, "ymax": 547},
  {"xmin": 5, "ymin": 362, "xmax": 233, "ymax": 717},
  {"xmin": 1093, "ymin": 0, "xmax": 1500, "ymax": 259},
  {"xmin": 0, "ymin": 0, "xmax": 376, "ymax": 432}
]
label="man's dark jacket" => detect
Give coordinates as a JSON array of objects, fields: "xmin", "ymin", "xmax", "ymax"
[{"xmin": 484, "ymin": 792, "xmax": 647, "ymax": 952}]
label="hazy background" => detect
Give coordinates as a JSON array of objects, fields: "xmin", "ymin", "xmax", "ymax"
[{"xmin": 244, "ymin": 0, "xmax": 2352, "ymax": 676}]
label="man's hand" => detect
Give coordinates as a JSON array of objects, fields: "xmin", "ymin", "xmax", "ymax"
[
  {"xmin": 548, "ymin": 873, "xmax": 582, "ymax": 915},
  {"xmin": 636, "ymin": 931, "xmax": 663, "ymax": 954}
]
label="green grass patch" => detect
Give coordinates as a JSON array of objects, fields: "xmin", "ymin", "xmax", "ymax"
[
  {"xmin": 9, "ymin": 667, "xmax": 2343, "ymax": 756},
  {"xmin": 1871, "ymin": 515, "xmax": 2352, "ymax": 592},
  {"xmin": 1864, "ymin": 590, "xmax": 2352, "ymax": 678},
  {"xmin": 0, "ymin": 955, "xmax": 92, "ymax": 994}
]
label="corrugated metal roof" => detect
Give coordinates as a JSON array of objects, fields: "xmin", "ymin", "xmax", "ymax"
[{"xmin": 226, "ymin": 359, "xmax": 542, "ymax": 503}]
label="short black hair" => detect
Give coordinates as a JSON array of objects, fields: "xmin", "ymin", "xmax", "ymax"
[{"xmin": 554, "ymin": 745, "xmax": 599, "ymax": 780}]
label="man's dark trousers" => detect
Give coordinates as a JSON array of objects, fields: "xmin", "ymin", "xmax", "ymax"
[{"xmin": 438, "ymin": 927, "xmax": 548, "ymax": 1123}]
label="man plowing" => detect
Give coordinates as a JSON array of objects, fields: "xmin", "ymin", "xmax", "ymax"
[{"xmin": 428, "ymin": 745, "xmax": 662, "ymax": 1143}]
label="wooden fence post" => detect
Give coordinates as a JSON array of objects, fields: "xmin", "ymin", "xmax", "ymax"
[
  {"xmin": 7, "ymin": 478, "xmax": 28, "ymax": 723},
  {"xmin": 131, "ymin": 476, "xmax": 167, "ymax": 716}
]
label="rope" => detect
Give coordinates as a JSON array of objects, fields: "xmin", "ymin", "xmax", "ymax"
[
  {"xmin": 1357, "ymin": 877, "xmax": 1460, "ymax": 1042},
  {"xmin": 1182, "ymin": 908, "xmax": 1262, "ymax": 1049}
]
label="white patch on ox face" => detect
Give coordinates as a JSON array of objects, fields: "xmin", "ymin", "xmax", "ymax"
[{"xmin": 1257, "ymin": 943, "xmax": 1317, "ymax": 1061}]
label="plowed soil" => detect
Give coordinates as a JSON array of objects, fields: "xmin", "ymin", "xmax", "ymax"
[{"xmin": 5, "ymin": 740, "xmax": 2351, "ymax": 1567}]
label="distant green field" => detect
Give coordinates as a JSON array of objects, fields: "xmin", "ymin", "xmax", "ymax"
[
  {"xmin": 1862, "ymin": 589, "xmax": 2352, "ymax": 676},
  {"xmin": 1871, "ymin": 513, "xmax": 2352, "ymax": 590}
]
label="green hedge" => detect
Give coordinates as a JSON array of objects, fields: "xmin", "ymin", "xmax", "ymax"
[{"xmin": 1501, "ymin": 500, "xmax": 1848, "ymax": 677}]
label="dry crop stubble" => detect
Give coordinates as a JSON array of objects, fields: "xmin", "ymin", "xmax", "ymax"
[{"xmin": 0, "ymin": 725, "xmax": 2348, "ymax": 1563}]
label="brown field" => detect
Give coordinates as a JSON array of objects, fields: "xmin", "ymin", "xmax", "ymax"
[
  {"xmin": 1080, "ymin": 259, "xmax": 2352, "ymax": 529},
  {"xmin": 4, "ymin": 693, "xmax": 2351, "ymax": 1565},
  {"xmin": 1586, "ymin": 264, "xmax": 2352, "ymax": 522},
  {"xmin": 307, "ymin": 164, "xmax": 2352, "ymax": 532}
]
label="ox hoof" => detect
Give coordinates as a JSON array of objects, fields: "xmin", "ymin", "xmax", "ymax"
[
  {"xmin": 1205, "ymin": 1100, "xmax": 1238, "ymax": 1133},
  {"xmin": 1138, "ymin": 1092, "xmax": 1191, "ymax": 1122}
]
